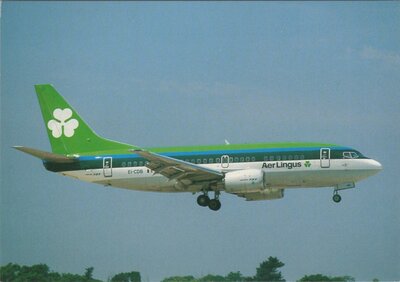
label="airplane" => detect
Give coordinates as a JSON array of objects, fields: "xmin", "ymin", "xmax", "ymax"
[{"xmin": 14, "ymin": 84, "xmax": 383, "ymax": 211}]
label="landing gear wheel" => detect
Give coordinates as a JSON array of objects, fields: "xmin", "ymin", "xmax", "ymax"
[
  {"xmin": 333, "ymin": 193, "xmax": 342, "ymax": 203},
  {"xmin": 208, "ymin": 199, "xmax": 221, "ymax": 211},
  {"xmin": 197, "ymin": 194, "xmax": 210, "ymax": 207}
]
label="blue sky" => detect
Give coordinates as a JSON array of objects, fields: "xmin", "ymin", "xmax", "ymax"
[{"xmin": 1, "ymin": 2, "xmax": 399, "ymax": 281}]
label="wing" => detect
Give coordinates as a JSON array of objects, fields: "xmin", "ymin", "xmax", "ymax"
[{"xmin": 132, "ymin": 149, "xmax": 224, "ymax": 184}]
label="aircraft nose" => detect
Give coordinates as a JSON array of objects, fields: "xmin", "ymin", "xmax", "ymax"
[{"xmin": 369, "ymin": 159, "xmax": 383, "ymax": 173}]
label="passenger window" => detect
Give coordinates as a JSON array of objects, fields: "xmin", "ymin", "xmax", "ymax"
[
  {"xmin": 216, "ymin": 158, "xmax": 220, "ymax": 163},
  {"xmin": 270, "ymin": 156, "xmax": 274, "ymax": 161},
  {"xmin": 209, "ymin": 158, "xmax": 214, "ymax": 163},
  {"xmin": 191, "ymin": 159, "xmax": 195, "ymax": 163},
  {"xmin": 276, "ymin": 155, "xmax": 281, "ymax": 161},
  {"xmin": 288, "ymin": 155, "xmax": 293, "ymax": 160},
  {"xmin": 251, "ymin": 157, "xmax": 256, "ymax": 161},
  {"xmin": 264, "ymin": 156, "xmax": 269, "ymax": 161},
  {"xmin": 197, "ymin": 159, "xmax": 201, "ymax": 164},
  {"xmin": 294, "ymin": 155, "xmax": 299, "ymax": 160},
  {"xmin": 203, "ymin": 159, "xmax": 207, "ymax": 164},
  {"xmin": 300, "ymin": 155, "xmax": 305, "ymax": 160},
  {"xmin": 133, "ymin": 161, "xmax": 137, "ymax": 167},
  {"xmin": 122, "ymin": 162, "xmax": 126, "ymax": 167},
  {"xmin": 282, "ymin": 155, "xmax": 287, "ymax": 161},
  {"xmin": 235, "ymin": 157, "xmax": 239, "ymax": 162},
  {"xmin": 128, "ymin": 162, "xmax": 132, "ymax": 167},
  {"xmin": 240, "ymin": 157, "xmax": 244, "ymax": 162},
  {"xmin": 245, "ymin": 157, "xmax": 250, "ymax": 162}
]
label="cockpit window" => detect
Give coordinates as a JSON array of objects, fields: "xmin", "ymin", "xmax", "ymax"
[{"xmin": 343, "ymin": 152, "xmax": 359, "ymax": 159}]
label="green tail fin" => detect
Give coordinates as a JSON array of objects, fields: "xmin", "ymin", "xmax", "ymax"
[{"xmin": 35, "ymin": 84, "xmax": 137, "ymax": 155}]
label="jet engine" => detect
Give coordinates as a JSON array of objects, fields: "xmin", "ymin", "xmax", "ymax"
[{"xmin": 224, "ymin": 169, "xmax": 265, "ymax": 193}]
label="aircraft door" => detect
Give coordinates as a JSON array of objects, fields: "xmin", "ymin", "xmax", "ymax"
[
  {"xmin": 320, "ymin": 148, "xmax": 330, "ymax": 168},
  {"xmin": 221, "ymin": 155, "xmax": 230, "ymax": 168},
  {"xmin": 103, "ymin": 157, "xmax": 113, "ymax": 177}
]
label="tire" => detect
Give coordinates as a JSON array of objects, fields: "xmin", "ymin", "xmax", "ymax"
[
  {"xmin": 208, "ymin": 199, "xmax": 221, "ymax": 211},
  {"xmin": 197, "ymin": 194, "xmax": 210, "ymax": 207},
  {"xmin": 333, "ymin": 194, "xmax": 342, "ymax": 203}
]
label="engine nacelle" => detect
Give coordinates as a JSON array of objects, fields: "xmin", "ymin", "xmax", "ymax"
[{"xmin": 224, "ymin": 169, "xmax": 265, "ymax": 193}]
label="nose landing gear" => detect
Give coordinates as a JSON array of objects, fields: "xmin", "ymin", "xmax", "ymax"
[
  {"xmin": 332, "ymin": 191, "xmax": 342, "ymax": 203},
  {"xmin": 332, "ymin": 182, "xmax": 356, "ymax": 203}
]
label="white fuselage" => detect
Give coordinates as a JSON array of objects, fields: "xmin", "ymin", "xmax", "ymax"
[{"xmin": 61, "ymin": 158, "xmax": 382, "ymax": 193}]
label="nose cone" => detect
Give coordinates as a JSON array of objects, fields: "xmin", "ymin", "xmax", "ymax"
[{"xmin": 368, "ymin": 159, "xmax": 383, "ymax": 175}]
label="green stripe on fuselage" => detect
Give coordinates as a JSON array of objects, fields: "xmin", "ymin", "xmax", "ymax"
[{"xmin": 74, "ymin": 142, "xmax": 341, "ymax": 156}]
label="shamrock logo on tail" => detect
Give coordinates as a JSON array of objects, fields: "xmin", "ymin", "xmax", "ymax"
[{"xmin": 47, "ymin": 108, "xmax": 79, "ymax": 138}]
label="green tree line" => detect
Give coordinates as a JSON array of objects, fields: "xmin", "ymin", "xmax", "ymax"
[
  {"xmin": 1, "ymin": 256, "xmax": 367, "ymax": 282},
  {"xmin": 0, "ymin": 263, "xmax": 140, "ymax": 282},
  {"xmin": 161, "ymin": 256, "xmax": 355, "ymax": 282}
]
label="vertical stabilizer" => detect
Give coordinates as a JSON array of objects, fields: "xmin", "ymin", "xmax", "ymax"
[{"xmin": 35, "ymin": 84, "xmax": 136, "ymax": 155}]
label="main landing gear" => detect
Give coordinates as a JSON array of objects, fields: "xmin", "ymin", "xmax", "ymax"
[{"xmin": 197, "ymin": 190, "xmax": 221, "ymax": 211}]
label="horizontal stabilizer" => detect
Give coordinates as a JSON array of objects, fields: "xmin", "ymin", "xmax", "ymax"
[{"xmin": 13, "ymin": 146, "xmax": 77, "ymax": 163}]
